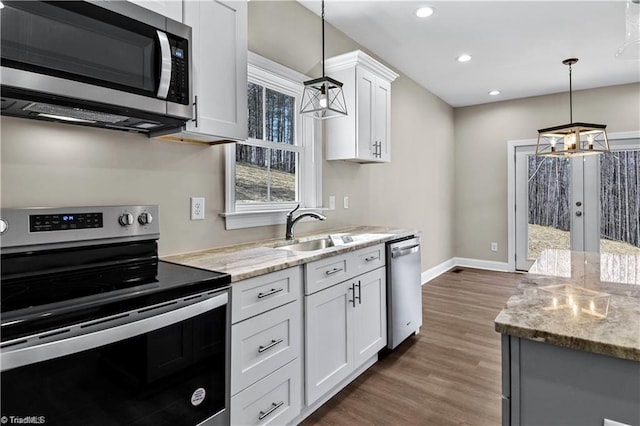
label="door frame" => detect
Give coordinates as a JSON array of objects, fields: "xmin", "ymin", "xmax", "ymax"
[{"xmin": 507, "ymin": 131, "xmax": 640, "ymax": 272}]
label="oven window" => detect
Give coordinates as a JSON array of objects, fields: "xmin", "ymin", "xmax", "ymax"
[
  {"xmin": 1, "ymin": 2, "xmax": 157, "ymax": 95},
  {"xmin": 1, "ymin": 306, "xmax": 227, "ymax": 425}
]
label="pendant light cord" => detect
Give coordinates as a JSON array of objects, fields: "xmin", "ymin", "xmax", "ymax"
[
  {"xmin": 321, "ymin": 0, "xmax": 325, "ymax": 77},
  {"xmin": 568, "ymin": 62, "xmax": 573, "ymax": 123}
]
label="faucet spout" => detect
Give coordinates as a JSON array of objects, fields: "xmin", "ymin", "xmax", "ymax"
[{"xmin": 285, "ymin": 204, "xmax": 326, "ymax": 240}]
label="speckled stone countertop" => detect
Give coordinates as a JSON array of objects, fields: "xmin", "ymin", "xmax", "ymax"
[
  {"xmin": 495, "ymin": 250, "xmax": 640, "ymax": 361},
  {"xmin": 163, "ymin": 226, "xmax": 417, "ymax": 282}
]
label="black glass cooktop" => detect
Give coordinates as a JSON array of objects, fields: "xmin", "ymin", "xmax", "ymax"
[{"xmin": 1, "ymin": 244, "xmax": 230, "ymax": 342}]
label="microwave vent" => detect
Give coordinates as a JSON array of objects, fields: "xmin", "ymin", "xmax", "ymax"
[{"xmin": 23, "ymin": 103, "xmax": 130, "ymax": 124}]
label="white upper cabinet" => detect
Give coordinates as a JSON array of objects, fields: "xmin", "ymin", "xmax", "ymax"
[
  {"xmin": 181, "ymin": 0, "xmax": 248, "ymax": 143},
  {"xmin": 325, "ymin": 50, "xmax": 398, "ymax": 163},
  {"xmin": 127, "ymin": 0, "xmax": 183, "ymax": 22}
]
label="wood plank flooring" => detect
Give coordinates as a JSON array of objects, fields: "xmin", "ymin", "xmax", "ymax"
[{"xmin": 301, "ymin": 268, "xmax": 523, "ymax": 426}]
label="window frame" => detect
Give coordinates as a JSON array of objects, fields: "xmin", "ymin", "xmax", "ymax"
[{"xmin": 222, "ymin": 52, "xmax": 322, "ymax": 230}]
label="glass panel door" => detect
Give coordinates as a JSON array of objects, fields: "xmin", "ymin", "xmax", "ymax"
[
  {"xmin": 599, "ymin": 149, "xmax": 640, "ymax": 256},
  {"xmin": 515, "ymin": 140, "xmax": 640, "ymax": 271}
]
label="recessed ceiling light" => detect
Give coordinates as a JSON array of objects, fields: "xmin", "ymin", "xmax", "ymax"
[
  {"xmin": 457, "ymin": 54, "xmax": 472, "ymax": 63},
  {"xmin": 416, "ymin": 7, "xmax": 434, "ymax": 18},
  {"xmin": 489, "ymin": 90, "xmax": 501, "ymax": 96}
]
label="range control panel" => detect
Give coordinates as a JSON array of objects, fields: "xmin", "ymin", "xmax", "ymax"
[
  {"xmin": 0, "ymin": 205, "xmax": 159, "ymax": 251},
  {"xmin": 30, "ymin": 212, "xmax": 104, "ymax": 232}
]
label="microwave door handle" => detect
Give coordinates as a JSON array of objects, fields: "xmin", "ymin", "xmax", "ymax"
[
  {"xmin": 0, "ymin": 291, "xmax": 228, "ymax": 372},
  {"xmin": 156, "ymin": 30, "xmax": 172, "ymax": 99}
]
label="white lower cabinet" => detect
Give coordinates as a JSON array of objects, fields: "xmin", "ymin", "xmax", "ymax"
[
  {"xmin": 305, "ymin": 266, "xmax": 386, "ymax": 406},
  {"xmin": 231, "ymin": 301, "xmax": 300, "ymax": 395},
  {"xmin": 352, "ymin": 268, "xmax": 387, "ymax": 367},
  {"xmin": 231, "ymin": 358, "xmax": 301, "ymax": 426},
  {"xmin": 305, "ymin": 281, "xmax": 353, "ymax": 404},
  {"xmin": 230, "ymin": 267, "xmax": 302, "ymax": 425}
]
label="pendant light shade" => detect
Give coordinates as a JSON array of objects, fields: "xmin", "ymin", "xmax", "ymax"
[
  {"xmin": 536, "ymin": 59, "xmax": 610, "ymax": 157},
  {"xmin": 300, "ymin": 0, "xmax": 347, "ymax": 119}
]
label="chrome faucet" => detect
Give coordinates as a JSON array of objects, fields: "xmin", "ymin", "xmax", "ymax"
[{"xmin": 285, "ymin": 204, "xmax": 326, "ymax": 240}]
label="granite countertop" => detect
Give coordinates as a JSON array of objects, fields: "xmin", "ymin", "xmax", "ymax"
[
  {"xmin": 495, "ymin": 250, "xmax": 640, "ymax": 361},
  {"xmin": 163, "ymin": 226, "xmax": 417, "ymax": 282}
]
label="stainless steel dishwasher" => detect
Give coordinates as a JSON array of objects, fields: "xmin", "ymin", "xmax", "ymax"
[{"xmin": 386, "ymin": 236, "xmax": 423, "ymax": 349}]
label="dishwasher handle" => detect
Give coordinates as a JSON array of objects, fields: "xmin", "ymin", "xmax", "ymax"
[{"xmin": 391, "ymin": 244, "xmax": 420, "ymax": 258}]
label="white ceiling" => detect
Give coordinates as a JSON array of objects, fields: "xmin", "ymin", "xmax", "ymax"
[{"xmin": 297, "ymin": 1, "xmax": 640, "ymax": 107}]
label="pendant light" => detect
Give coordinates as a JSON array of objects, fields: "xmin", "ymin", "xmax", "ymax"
[
  {"xmin": 536, "ymin": 58, "xmax": 610, "ymax": 157},
  {"xmin": 299, "ymin": 0, "xmax": 347, "ymax": 119}
]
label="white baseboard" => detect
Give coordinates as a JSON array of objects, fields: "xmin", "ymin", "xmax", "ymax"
[
  {"xmin": 421, "ymin": 258, "xmax": 456, "ymax": 284},
  {"xmin": 421, "ymin": 257, "xmax": 511, "ymax": 284}
]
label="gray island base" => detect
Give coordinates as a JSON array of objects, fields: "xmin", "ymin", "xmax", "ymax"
[{"xmin": 495, "ymin": 250, "xmax": 640, "ymax": 426}]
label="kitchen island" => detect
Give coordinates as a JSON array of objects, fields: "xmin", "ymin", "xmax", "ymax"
[{"xmin": 495, "ymin": 250, "xmax": 640, "ymax": 426}]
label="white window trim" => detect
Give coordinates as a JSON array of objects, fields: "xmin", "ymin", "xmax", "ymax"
[{"xmin": 221, "ymin": 52, "xmax": 323, "ymax": 230}]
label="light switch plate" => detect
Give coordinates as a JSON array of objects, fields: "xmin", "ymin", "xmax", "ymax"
[
  {"xmin": 343, "ymin": 196, "xmax": 349, "ymax": 209},
  {"xmin": 191, "ymin": 197, "xmax": 205, "ymax": 220},
  {"xmin": 329, "ymin": 196, "xmax": 335, "ymax": 210}
]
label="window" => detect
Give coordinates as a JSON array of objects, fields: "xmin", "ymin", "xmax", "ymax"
[{"xmin": 223, "ymin": 53, "xmax": 322, "ymax": 230}]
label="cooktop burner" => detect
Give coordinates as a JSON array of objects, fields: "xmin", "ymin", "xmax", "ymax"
[{"xmin": 0, "ymin": 205, "xmax": 230, "ymax": 343}]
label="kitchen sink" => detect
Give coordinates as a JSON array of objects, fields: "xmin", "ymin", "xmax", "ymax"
[{"xmin": 278, "ymin": 237, "xmax": 334, "ymax": 252}]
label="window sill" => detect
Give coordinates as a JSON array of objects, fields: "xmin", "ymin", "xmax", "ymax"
[{"xmin": 220, "ymin": 207, "xmax": 325, "ymax": 230}]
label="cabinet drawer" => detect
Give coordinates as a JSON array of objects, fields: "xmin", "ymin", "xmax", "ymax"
[
  {"xmin": 231, "ymin": 301, "xmax": 301, "ymax": 395},
  {"xmin": 232, "ymin": 267, "xmax": 302, "ymax": 324},
  {"xmin": 352, "ymin": 244, "xmax": 385, "ymax": 276},
  {"xmin": 304, "ymin": 253, "xmax": 350, "ymax": 295},
  {"xmin": 231, "ymin": 358, "xmax": 301, "ymax": 426}
]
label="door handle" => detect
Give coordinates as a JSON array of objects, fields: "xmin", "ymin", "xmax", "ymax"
[
  {"xmin": 258, "ymin": 401, "xmax": 284, "ymax": 420},
  {"xmin": 349, "ymin": 283, "xmax": 356, "ymax": 308},
  {"xmin": 325, "ymin": 267, "xmax": 343, "ymax": 276},
  {"xmin": 391, "ymin": 244, "xmax": 420, "ymax": 258},
  {"xmin": 258, "ymin": 338, "xmax": 284, "ymax": 354},
  {"xmin": 156, "ymin": 30, "xmax": 172, "ymax": 99},
  {"xmin": 356, "ymin": 281, "xmax": 362, "ymax": 305},
  {"xmin": 576, "ymin": 211, "xmax": 583, "ymax": 217},
  {"xmin": 364, "ymin": 255, "xmax": 379, "ymax": 262},
  {"xmin": 257, "ymin": 288, "xmax": 283, "ymax": 299}
]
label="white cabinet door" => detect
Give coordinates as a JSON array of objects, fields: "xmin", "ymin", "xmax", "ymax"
[
  {"xmin": 374, "ymin": 78, "xmax": 391, "ymax": 162},
  {"xmin": 184, "ymin": 0, "xmax": 248, "ymax": 141},
  {"xmin": 305, "ymin": 281, "xmax": 353, "ymax": 405},
  {"xmin": 325, "ymin": 50, "xmax": 397, "ymax": 163},
  {"xmin": 127, "ymin": 0, "xmax": 182, "ymax": 21},
  {"xmin": 352, "ymin": 268, "xmax": 387, "ymax": 367},
  {"xmin": 356, "ymin": 67, "xmax": 375, "ymax": 162}
]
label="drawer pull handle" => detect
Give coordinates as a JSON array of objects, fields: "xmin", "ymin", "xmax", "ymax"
[
  {"xmin": 364, "ymin": 256, "xmax": 378, "ymax": 262},
  {"xmin": 258, "ymin": 338, "xmax": 284, "ymax": 353},
  {"xmin": 258, "ymin": 401, "xmax": 284, "ymax": 420},
  {"xmin": 325, "ymin": 267, "xmax": 343, "ymax": 275},
  {"xmin": 257, "ymin": 288, "xmax": 284, "ymax": 299}
]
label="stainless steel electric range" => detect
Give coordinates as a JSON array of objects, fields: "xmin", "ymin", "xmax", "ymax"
[{"xmin": 0, "ymin": 205, "xmax": 231, "ymax": 426}]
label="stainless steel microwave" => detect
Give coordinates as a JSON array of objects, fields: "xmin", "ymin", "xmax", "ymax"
[{"xmin": 0, "ymin": 1, "xmax": 192, "ymax": 134}]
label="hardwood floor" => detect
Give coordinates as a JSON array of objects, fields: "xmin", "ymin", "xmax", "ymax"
[{"xmin": 301, "ymin": 268, "xmax": 522, "ymax": 426}]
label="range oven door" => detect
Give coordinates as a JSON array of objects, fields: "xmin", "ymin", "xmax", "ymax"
[
  {"xmin": 0, "ymin": 290, "xmax": 229, "ymax": 426},
  {"xmin": 0, "ymin": 1, "xmax": 191, "ymax": 121}
]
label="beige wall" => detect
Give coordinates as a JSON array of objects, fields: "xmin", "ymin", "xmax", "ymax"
[
  {"xmin": 454, "ymin": 83, "xmax": 640, "ymax": 263},
  {"xmin": 1, "ymin": 0, "xmax": 456, "ymax": 271}
]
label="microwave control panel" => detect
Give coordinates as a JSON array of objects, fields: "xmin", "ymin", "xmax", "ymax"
[{"xmin": 168, "ymin": 36, "xmax": 189, "ymax": 106}]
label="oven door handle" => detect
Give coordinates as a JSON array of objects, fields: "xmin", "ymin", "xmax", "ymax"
[{"xmin": 0, "ymin": 291, "xmax": 228, "ymax": 372}]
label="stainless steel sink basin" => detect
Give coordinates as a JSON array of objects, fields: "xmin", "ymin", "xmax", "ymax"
[{"xmin": 279, "ymin": 237, "xmax": 334, "ymax": 252}]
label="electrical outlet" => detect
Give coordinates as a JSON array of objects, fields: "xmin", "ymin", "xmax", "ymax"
[
  {"xmin": 491, "ymin": 242, "xmax": 498, "ymax": 252},
  {"xmin": 191, "ymin": 197, "xmax": 205, "ymax": 220},
  {"xmin": 343, "ymin": 196, "xmax": 349, "ymax": 209},
  {"xmin": 329, "ymin": 195, "xmax": 335, "ymax": 210}
]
